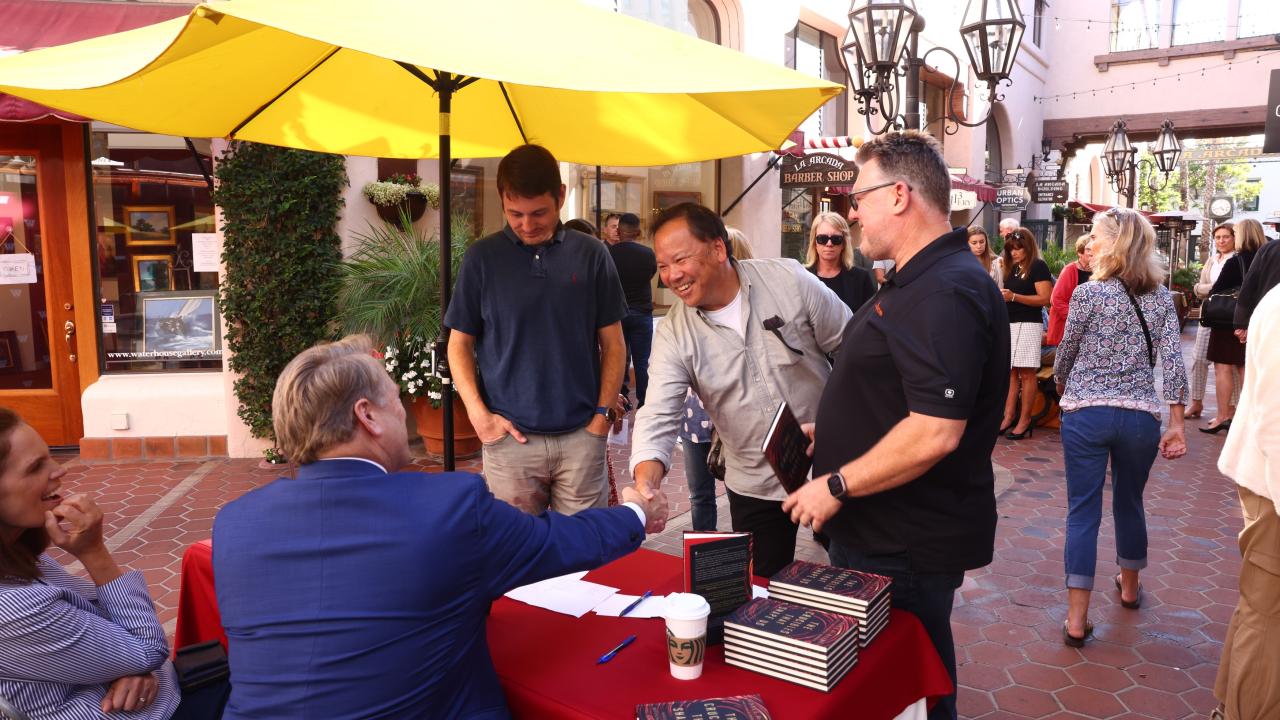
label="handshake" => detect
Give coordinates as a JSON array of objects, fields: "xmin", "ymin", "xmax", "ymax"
[{"xmin": 621, "ymin": 484, "xmax": 670, "ymax": 534}]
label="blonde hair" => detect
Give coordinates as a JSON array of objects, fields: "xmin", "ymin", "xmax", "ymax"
[
  {"xmin": 1074, "ymin": 236, "xmax": 1091, "ymax": 255},
  {"xmin": 805, "ymin": 211, "xmax": 853, "ymax": 270},
  {"xmin": 967, "ymin": 225, "xmax": 996, "ymax": 267},
  {"xmin": 273, "ymin": 334, "xmax": 390, "ymax": 465},
  {"xmin": 1091, "ymin": 208, "xmax": 1166, "ymax": 295},
  {"xmin": 726, "ymin": 227, "xmax": 754, "ymax": 260},
  {"xmin": 1235, "ymin": 218, "xmax": 1265, "ymax": 253}
]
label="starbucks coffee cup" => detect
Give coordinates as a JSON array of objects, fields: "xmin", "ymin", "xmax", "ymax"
[{"xmin": 663, "ymin": 592, "xmax": 711, "ymax": 680}]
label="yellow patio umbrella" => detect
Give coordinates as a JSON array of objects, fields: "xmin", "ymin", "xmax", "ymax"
[
  {"xmin": 0, "ymin": 0, "xmax": 842, "ymax": 467},
  {"xmin": 0, "ymin": 0, "xmax": 840, "ymax": 165}
]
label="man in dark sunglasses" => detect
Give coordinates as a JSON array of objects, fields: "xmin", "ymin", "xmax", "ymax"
[{"xmin": 783, "ymin": 130, "xmax": 1011, "ymax": 720}]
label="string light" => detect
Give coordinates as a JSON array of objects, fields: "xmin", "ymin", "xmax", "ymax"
[{"xmin": 1034, "ymin": 48, "xmax": 1280, "ymax": 104}]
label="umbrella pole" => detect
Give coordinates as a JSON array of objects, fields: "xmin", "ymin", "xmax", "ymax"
[{"xmin": 438, "ymin": 82, "xmax": 456, "ymax": 472}]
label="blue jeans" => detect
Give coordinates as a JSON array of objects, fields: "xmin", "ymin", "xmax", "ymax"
[
  {"xmin": 1061, "ymin": 406, "xmax": 1160, "ymax": 590},
  {"xmin": 620, "ymin": 309, "xmax": 653, "ymax": 406},
  {"xmin": 681, "ymin": 439, "xmax": 718, "ymax": 531},
  {"xmin": 828, "ymin": 543, "xmax": 964, "ymax": 720}
]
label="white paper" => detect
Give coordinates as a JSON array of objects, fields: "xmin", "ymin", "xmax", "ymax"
[
  {"xmin": 607, "ymin": 418, "xmax": 629, "ymax": 446},
  {"xmin": 504, "ymin": 572, "xmax": 619, "ymax": 618},
  {"xmin": 102, "ymin": 322, "xmax": 117, "ymax": 334},
  {"xmin": 0, "ymin": 253, "xmax": 36, "ymax": 285},
  {"xmin": 752, "ymin": 584, "xmax": 769, "ymax": 599},
  {"xmin": 593, "ymin": 594, "xmax": 667, "ymax": 618},
  {"xmin": 191, "ymin": 233, "xmax": 222, "ymax": 273}
]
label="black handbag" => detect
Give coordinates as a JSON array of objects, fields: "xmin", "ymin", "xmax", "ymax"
[
  {"xmin": 1199, "ymin": 292, "xmax": 1239, "ymax": 329},
  {"xmin": 706, "ymin": 430, "xmax": 725, "ymax": 481},
  {"xmin": 174, "ymin": 640, "xmax": 229, "ymax": 692}
]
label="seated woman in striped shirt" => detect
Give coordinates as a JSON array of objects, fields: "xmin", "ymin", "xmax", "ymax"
[{"xmin": 0, "ymin": 408, "xmax": 185, "ymax": 719}]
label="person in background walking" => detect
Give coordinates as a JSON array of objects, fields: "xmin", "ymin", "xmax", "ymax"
[
  {"xmin": 1213, "ymin": 283, "xmax": 1280, "ymax": 720},
  {"xmin": 1046, "ymin": 236, "xmax": 1095, "ymax": 346},
  {"xmin": 999, "ymin": 227, "xmax": 1053, "ymax": 439},
  {"xmin": 609, "ymin": 213, "xmax": 657, "ymax": 407},
  {"xmin": 967, "ymin": 225, "xmax": 1003, "ymax": 287},
  {"xmin": 1053, "ymin": 207, "xmax": 1187, "ymax": 647},
  {"xmin": 1201, "ymin": 219, "xmax": 1265, "ymax": 435},
  {"xmin": 805, "ymin": 211, "xmax": 877, "ymax": 313},
  {"xmin": 1188, "ymin": 223, "xmax": 1238, "ymax": 419},
  {"xmin": 678, "ymin": 390, "xmax": 718, "ymax": 531}
]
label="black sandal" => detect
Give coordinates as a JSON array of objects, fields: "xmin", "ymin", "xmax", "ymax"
[
  {"xmin": 1114, "ymin": 574, "xmax": 1143, "ymax": 609},
  {"xmin": 1062, "ymin": 620, "xmax": 1093, "ymax": 648}
]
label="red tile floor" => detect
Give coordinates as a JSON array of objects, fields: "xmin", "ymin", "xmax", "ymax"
[{"xmin": 45, "ymin": 331, "xmax": 1238, "ymax": 719}]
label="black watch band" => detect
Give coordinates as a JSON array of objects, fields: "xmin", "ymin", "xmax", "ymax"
[{"xmin": 827, "ymin": 471, "xmax": 847, "ymax": 498}]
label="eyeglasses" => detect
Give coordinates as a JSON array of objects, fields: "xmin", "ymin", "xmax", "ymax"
[
  {"xmin": 849, "ymin": 180, "xmax": 910, "ymax": 211},
  {"xmin": 815, "ymin": 234, "xmax": 845, "ymax": 246}
]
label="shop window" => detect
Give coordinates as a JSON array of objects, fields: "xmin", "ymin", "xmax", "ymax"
[
  {"xmin": 1171, "ymin": 0, "xmax": 1225, "ymax": 45},
  {"xmin": 1238, "ymin": 0, "xmax": 1280, "ymax": 38},
  {"xmin": 1110, "ymin": 0, "xmax": 1161, "ymax": 52},
  {"xmin": 0, "ymin": 156, "xmax": 51, "ymax": 390},
  {"xmin": 90, "ymin": 130, "xmax": 221, "ymax": 372}
]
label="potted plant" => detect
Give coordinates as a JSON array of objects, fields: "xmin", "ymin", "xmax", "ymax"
[
  {"xmin": 361, "ymin": 172, "xmax": 441, "ymax": 223},
  {"xmin": 336, "ymin": 213, "xmax": 479, "ymax": 458}
]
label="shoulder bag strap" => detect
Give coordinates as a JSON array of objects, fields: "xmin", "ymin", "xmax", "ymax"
[{"xmin": 1116, "ymin": 279, "xmax": 1156, "ymax": 368}]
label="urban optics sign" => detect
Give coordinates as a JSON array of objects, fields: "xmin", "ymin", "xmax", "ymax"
[{"xmin": 780, "ymin": 152, "xmax": 858, "ymax": 188}]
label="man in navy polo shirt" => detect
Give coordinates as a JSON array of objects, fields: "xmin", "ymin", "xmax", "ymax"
[
  {"xmin": 783, "ymin": 131, "xmax": 1010, "ymax": 720},
  {"xmin": 446, "ymin": 144, "xmax": 641, "ymax": 518}
]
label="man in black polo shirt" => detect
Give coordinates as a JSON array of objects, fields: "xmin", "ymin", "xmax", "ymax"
[
  {"xmin": 446, "ymin": 145, "xmax": 645, "ymax": 519},
  {"xmin": 783, "ymin": 131, "xmax": 1010, "ymax": 720},
  {"xmin": 608, "ymin": 213, "xmax": 657, "ymax": 407}
]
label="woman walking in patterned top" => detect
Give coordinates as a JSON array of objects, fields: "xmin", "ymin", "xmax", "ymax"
[{"xmin": 1053, "ymin": 208, "xmax": 1188, "ymax": 647}]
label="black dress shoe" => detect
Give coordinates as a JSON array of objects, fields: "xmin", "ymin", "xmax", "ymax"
[
  {"xmin": 1199, "ymin": 419, "xmax": 1232, "ymax": 435},
  {"xmin": 1007, "ymin": 426, "xmax": 1034, "ymax": 440}
]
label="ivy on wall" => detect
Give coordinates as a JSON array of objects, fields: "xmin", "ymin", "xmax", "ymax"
[{"xmin": 212, "ymin": 142, "xmax": 348, "ymax": 449}]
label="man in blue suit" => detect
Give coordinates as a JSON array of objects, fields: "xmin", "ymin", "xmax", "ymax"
[{"xmin": 213, "ymin": 335, "xmax": 667, "ymax": 719}]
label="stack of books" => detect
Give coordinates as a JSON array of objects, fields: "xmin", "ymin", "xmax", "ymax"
[
  {"xmin": 636, "ymin": 694, "xmax": 771, "ymax": 719},
  {"xmin": 722, "ymin": 598, "xmax": 860, "ymax": 692},
  {"xmin": 768, "ymin": 560, "xmax": 892, "ymax": 648}
]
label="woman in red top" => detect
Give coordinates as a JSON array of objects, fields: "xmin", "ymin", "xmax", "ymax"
[{"xmin": 1046, "ymin": 236, "xmax": 1095, "ymax": 346}]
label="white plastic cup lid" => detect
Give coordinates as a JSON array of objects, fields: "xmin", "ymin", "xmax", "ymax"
[{"xmin": 664, "ymin": 592, "xmax": 711, "ymax": 621}]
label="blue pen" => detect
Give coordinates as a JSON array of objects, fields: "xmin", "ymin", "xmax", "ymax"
[
  {"xmin": 596, "ymin": 634, "xmax": 637, "ymax": 664},
  {"xmin": 619, "ymin": 590, "xmax": 653, "ymax": 618}
]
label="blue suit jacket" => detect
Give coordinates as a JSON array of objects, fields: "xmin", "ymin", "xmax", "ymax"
[{"xmin": 212, "ymin": 459, "xmax": 644, "ymax": 719}]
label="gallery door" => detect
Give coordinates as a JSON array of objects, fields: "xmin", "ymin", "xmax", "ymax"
[{"xmin": 0, "ymin": 123, "xmax": 87, "ymax": 446}]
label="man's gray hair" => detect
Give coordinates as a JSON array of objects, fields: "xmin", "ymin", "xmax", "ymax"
[
  {"xmin": 854, "ymin": 130, "xmax": 951, "ymax": 216},
  {"xmin": 999, "ymin": 218, "xmax": 1019, "ymax": 232}
]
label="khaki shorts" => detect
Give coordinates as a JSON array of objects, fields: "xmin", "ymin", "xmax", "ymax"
[
  {"xmin": 1215, "ymin": 486, "xmax": 1280, "ymax": 720},
  {"xmin": 481, "ymin": 425, "xmax": 609, "ymax": 516}
]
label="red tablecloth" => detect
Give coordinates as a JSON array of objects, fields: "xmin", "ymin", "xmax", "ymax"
[
  {"xmin": 175, "ymin": 543, "xmax": 953, "ymax": 718},
  {"xmin": 487, "ymin": 549, "xmax": 953, "ymax": 720},
  {"xmin": 174, "ymin": 539, "xmax": 227, "ymax": 653}
]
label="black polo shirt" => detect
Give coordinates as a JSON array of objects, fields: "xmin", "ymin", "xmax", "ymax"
[
  {"xmin": 814, "ymin": 227, "xmax": 1010, "ymax": 573},
  {"xmin": 607, "ymin": 240, "xmax": 657, "ymax": 313},
  {"xmin": 444, "ymin": 224, "xmax": 627, "ymax": 434}
]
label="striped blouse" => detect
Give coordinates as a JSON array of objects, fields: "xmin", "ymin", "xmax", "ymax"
[
  {"xmin": 0, "ymin": 556, "xmax": 179, "ymax": 720},
  {"xmin": 1054, "ymin": 278, "xmax": 1188, "ymax": 417}
]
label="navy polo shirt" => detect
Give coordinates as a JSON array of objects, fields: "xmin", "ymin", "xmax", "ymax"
[
  {"xmin": 444, "ymin": 224, "xmax": 627, "ymax": 434},
  {"xmin": 814, "ymin": 227, "xmax": 1011, "ymax": 573}
]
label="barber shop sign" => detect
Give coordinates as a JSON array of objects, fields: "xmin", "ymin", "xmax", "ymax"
[{"xmin": 780, "ymin": 152, "xmax": 858, "ymax": 188}]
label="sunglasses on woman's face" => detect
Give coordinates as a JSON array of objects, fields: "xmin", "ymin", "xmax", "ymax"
[{"xmin": 815, "ymin": 234, "xmax": 845, "ymax": 246}]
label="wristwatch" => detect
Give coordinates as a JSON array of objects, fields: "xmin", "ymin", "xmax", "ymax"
[
  {"xmin": 827, "ymin": 471, "xmax": 847, "ymax": 498},
  {"xmin": 595, "ymin": 406, "xmax": 618, "ymax": 423}
]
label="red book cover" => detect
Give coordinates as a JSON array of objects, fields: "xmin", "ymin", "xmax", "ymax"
[
  {"xmin": 636, "ymin": 694, "xmax": 771, "ymax": 720},
  {"xmin": 760, "ymin": 401, "xmax": 812, "ymax": 493}
]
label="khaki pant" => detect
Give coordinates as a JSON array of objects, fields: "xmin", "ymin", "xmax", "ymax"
[
  {"xmin": 481, "ymin": 426, "xmax": 609, "ymax": 515},
  {"xmin": 1215, "ymin": 486, "xmax": 1280, "ymax": 720}
]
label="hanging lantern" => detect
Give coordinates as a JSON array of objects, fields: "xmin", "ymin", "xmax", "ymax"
[
  {"xmin": 1151, "ymin": 119, "xmax": 1183, "ymax": 175},
  {"xmin": 960, "ymin": 0, "xmax": 1027, "ymax": 83},
  {"xmin": 1103, "ymin": 119, "xmax": 1136, "ymax": 181},
  {"xmin": 847, "ymin": 0, "xmax": 918, "ymax": 75}
]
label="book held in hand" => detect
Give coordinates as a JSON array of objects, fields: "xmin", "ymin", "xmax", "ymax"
[
  {"xmin": 760, "ymin": 401, "xmax": 812, "ymax": 493},
  {"xmin": 636, "ymin": 693, "xmax": 771, "ymax": 720},
  {"xmin": 683, "ymin": 532, "xmax": 753, "ymax": 644}
]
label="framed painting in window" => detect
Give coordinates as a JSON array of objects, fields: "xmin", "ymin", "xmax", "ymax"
[
  {"xmin": 133, "ymin": 255, "xmax": 174, "ymax": 292},
  {"xmin": 124, "ymin": 206, "xmax": 176, "ymax": 246}
]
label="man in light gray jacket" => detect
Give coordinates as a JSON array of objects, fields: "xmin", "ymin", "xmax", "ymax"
[{"xmin": 630, "ymin": 202, "xmax": 851, "ymax": 576}]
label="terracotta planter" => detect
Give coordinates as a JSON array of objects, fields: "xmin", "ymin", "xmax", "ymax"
[
  {"xmin": 374, "ymin": 190, "xmax": 429, "ymax": 224},
  {"xmin": 411, "ymin": 395, "xmax": 481, "ymax": 459}
]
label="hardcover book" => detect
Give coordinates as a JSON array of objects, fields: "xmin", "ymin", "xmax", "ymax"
[
  {"xmin": 770, "ymin": 561, "xmax": 892, "ymax": 606},
  {"xmin": 723, "ymin": 650, "xmax": 857, "ymax": 692},
  {"xmin": 636, "ymin": 694, "xmax": 771, "ymax": 720},
  {"xmin": 723, "ymin": 598, "xmax": 860, "ymax": 653},
  {"xmin": 683, "ymin": 532, "xmax": 753, "ymax": 644},
  {"xmin": 760, "ymin": 401, "xmax": 812, "ymax": 493}
]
